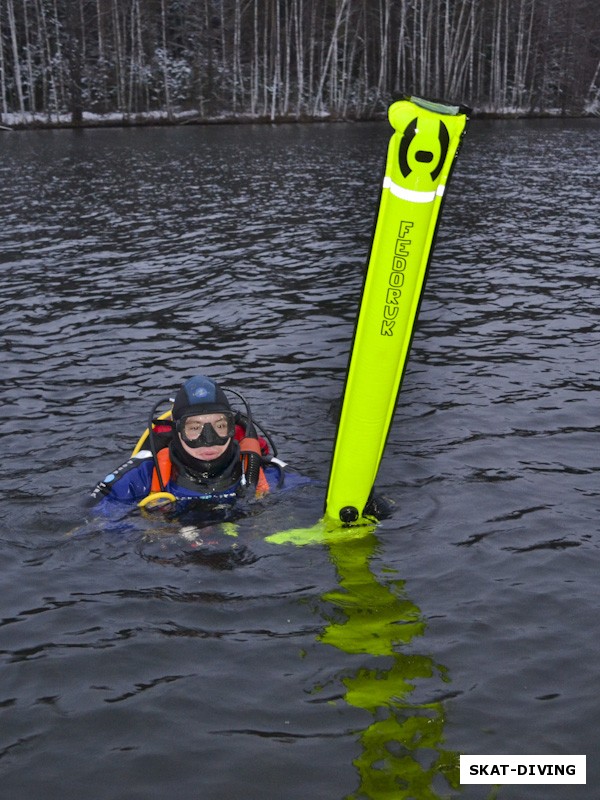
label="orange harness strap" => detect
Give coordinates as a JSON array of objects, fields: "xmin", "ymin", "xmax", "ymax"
[{"xmin": 150, "ymin": 447, "xmax": 173, "ymax": 493}]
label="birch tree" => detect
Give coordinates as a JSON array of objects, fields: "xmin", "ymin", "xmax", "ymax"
[
  {"xmin": 0, "ymin": 0, "xmax": 7, "ymax": 117},
  {"xmin": 6, "ymin": 0, "xmax": 25, "ymax": 115},
  {"xmin": 312, "ymin": 0, "xmax": 349, "ymax": 115}
]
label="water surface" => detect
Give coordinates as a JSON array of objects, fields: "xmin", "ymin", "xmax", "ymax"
[{"xmin": 1, "ymin": 118, "xmax": 598, "ymax": 799}]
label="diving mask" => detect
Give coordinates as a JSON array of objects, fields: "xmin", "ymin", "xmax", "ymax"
[{"xmin": 177, "ymin": 412, "xmax": 235, "ymax": 448}]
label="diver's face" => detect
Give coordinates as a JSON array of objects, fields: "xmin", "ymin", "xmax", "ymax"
[{"xmin": 178, "ymin": 413, "xmax": 232, "ymax": 461}]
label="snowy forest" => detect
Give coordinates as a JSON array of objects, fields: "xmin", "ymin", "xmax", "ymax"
[{"xmin": 1, "ymin": 0, "xmax": 599, "ymax": 127}]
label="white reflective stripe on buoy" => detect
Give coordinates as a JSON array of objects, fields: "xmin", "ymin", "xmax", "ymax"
[{"xmin": 383, "ymin": 175, "xmax": 445, "ymax": 203}]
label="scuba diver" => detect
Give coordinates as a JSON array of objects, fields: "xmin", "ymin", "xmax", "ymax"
[{"xmin": 91, "ymin": 375, "xmax": 305, "ymax": 513}]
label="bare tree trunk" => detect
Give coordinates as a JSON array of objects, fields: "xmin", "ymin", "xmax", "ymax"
[
  {"xmin": 250, "ymin": 0, "xmax": 258, "ymax": 115},
  {"xmin": 371, "ymin": 0, "xmax": 390, "ymax": 112},
  {"xmin": 0, "ymin": 0, "xmax": 8, "ymax": 118},
  {"xmin": 312, "ymin": 0, "xmax": 349, "ymax": 115},
  {"xmin": 468, "ymin": 0, "xmax": 476, "ymax": 101},
  {"xmin": 22, "ymin": 0, "xmax": 36, "ymax": 112},
  {"xmin": 338, "ymin": 0, "xmax": 352, "ymax": 114},
  {"xmin": 270, "ymin": 0, "xmax": 281, "ymax": 120},
  {"xmin": 110, "ymin": 0, "xmax": 123, "ymax": 111},
  {"xmin": 502, "ymin": 0, "xmax": 509, "ymax": 109},
  {"xmin": 489, "ymin": 0, "xmax": 502, "ymax": 110},
  {"xmin": 393, "ymin": 0, "xmax": 407, "ymax": 96},
  {"xmin": 51, "ymin": 0, "xmax": 66, "ymax": 110},
  {"xmin": 34, "ymin": 0, "xmax": 55, "ymax": 119},
  {"xmin": 587, "ymin": 56, "xmax": 600, "ymax": 108},
  {"xmin": 66, "ymin": 0, "xmax": 84, "ymax": 125},
  {"xmin": 127, "ymin": 0, "xmax": 145, "ymax": 114},
  {"xmin": 260, "ymin": 0, "xmax": 267, "ymax": 116},
  {"xmin": 307, "ymin": 0, "xmax": 317, "ymax": 108},
  {"xmin": 232, "ymin": 0, "xmax": 242, "ymax": 112},
  {"xmin": 160, "ymin": 0, "xmax": 172, "ymax": 118},
  {"xmin": 283, "ymin": 0, "xmax": 291, "ymax": 115},
  {"xmin": 293, "ymin": 0, "xmax": 304, "ymax": 116},
  {"xmin": 6, "ymin": 0, "xmax": 26, "ymax": 116},
  {"xmin": 360, "ymin": 0, "xmax": 370, "ymax": 113},
  {"xmin": 443, "ymin": 0, "xmax": 474, "ymax": 100}
]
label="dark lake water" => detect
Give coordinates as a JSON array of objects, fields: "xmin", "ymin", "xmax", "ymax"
[{"xmin": 1, "ymin": 117, "xmax": 598, "ymax": 799}]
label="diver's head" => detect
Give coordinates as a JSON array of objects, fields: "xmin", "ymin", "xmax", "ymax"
[{"xmin": 172, "ymin": 376, "xmax": 235, "ymax": 461}]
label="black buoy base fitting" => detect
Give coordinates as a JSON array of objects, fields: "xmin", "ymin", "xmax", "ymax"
[{"xmin": 340, "ymin": 506, "xmax": 359, "ymax": 524}]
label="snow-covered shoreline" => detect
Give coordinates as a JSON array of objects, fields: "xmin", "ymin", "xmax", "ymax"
[{"xmin": 1, "ymin": 105, "xmax": 597, "ymax": 132}]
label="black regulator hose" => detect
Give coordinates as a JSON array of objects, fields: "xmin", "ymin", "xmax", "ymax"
[
  {"xmin": 225, "ymin": 387, "xmax": 262, "ymax": 492},
  {"xmin": 236, "ymin": 412, "xmax": 278, "ymax": 458}
]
